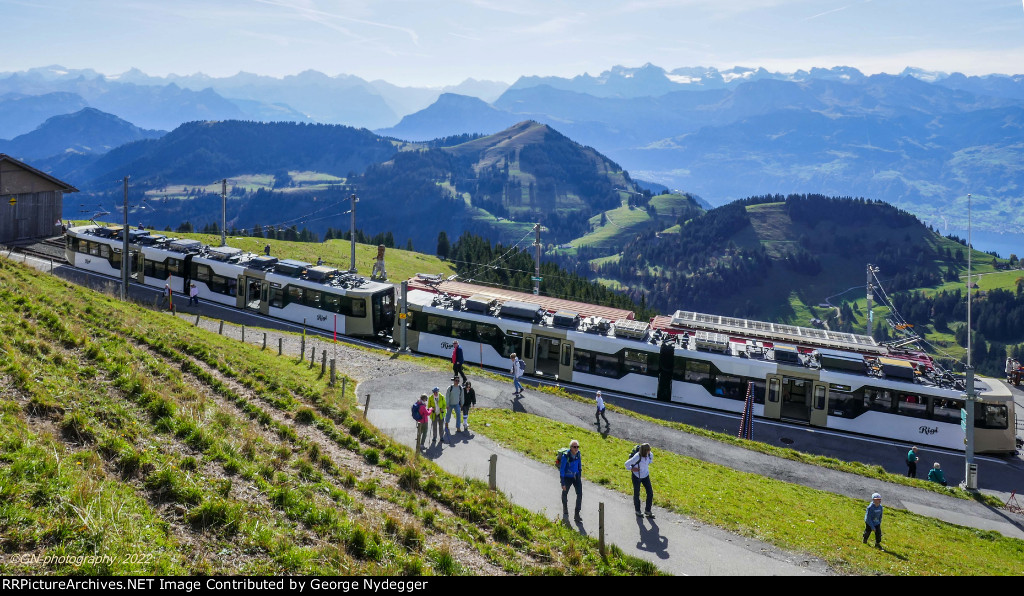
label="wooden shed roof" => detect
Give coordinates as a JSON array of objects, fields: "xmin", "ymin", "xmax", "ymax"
[{"xmin": 0, "ymin": 154, "xmax": 79, "ymax": 193}]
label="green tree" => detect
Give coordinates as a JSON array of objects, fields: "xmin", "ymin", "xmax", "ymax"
[{"xmin": 437, "ymin": 231, "xmax": 451, "ymax": 260}]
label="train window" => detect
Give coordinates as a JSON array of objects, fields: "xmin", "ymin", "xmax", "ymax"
[
  {"xmin": 209, "ymin": 274, "xmax": 236, "ymax": 296},
  {"xmin": 624, "ymin": 349, "xmax": 658, "ymax": 376},
  {"xmin": 287, "ymin": 286, "xmax": 304, "ymax": 306},
  {"xmin": 426, "ymin": 315, "xmax": 448, "ymax": 335},
  {"xmin": 167, "ymin": 259, "xmax": 182, "ymax": 276},
  {"xmin": 502, "ymin": 333, "xmax": 521, "ymax": 358},
  {"xmin": 828, "ymin": 388, "xmax": 865, "ymax": 418},
  {"xmin": 593, "ymin": 352, "xmax": 620, "ymax": 378},
  {"xmin": 864, "ymin": 388, "xmax": 893, "ymax": 413},
  {"xmin": 932, "ymin": 398, "xmax": 964, "ymax": 424},
  {"xmin": 451, "ymin": 318, "xmax": 474, "ymax": 340},
  {"xmin": 814, "ymin": 385, "xmax": 826, "ymax": 410},
  {"xmin": 975, "ymin": 403, "xmax": 1008, "ymax": 430},
  {"xmin": 99, "ymin": 244, "xmax": 111, "ymax": 259},
  {"xmin": 324, "ymin": 293, "xmax": 341, "ymax": 313},
  {"xmin": 524, "ymin": 337, "xmax": 534, "ymax": 360},
  {"xmin": 573, "ymin": 349, "xmax": 593, "ymax": 374},
  {"xmin": 897, "ymin": 393, "xmax": 928, "ymax": 419},
  {"xmin": 88, "ymin": 241, "xmax": 100, "ymax": 256},
  {"xmin": 672, "ymin": 356, "xmax": 689, "ymax": 382},
  {"xmin": 768, "ymin": 378, "xmax": 780, "ymax": 402},
  {"xmin": 349, "ymin": 298, "xmax": 366, "ymax": 317},
  {"xmin": 305, "ymin": 289, "xmax": 322, "ymax": 309},
  {"xmin": 750, "ymin": 379, "xmax": 766, "ymax": 404},
  {"xmin": 145, "ymin": 259, "xmax": 168, "ymax": 279},
  {"xmin": 713, "ymin": 373, "xmax": 746, "ymax": 401},
  {"xmin": 684, "ymin": 360, "xmax": 711, "ymax": 386},
  {"xmin": 194, "ymin": 264, "xmax": 211, "ymax": 283},
  {"xmin": 475, "ymin": 323, "xmax": 498, "ymax": 343},
  {"xmin": 269, "ymin": 285, "xmax": 284, "ymax": 308}
]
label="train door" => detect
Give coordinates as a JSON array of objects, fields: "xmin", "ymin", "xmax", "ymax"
[
  {"xmin": 523, "ymin": 334, "xmax": 536, "ymax": 375},
  {"xmin": 534, "ymin": 335, "xmax": 561, "ymax": 378},
  {"xmin": 656, "ymin": 341, "xmax": 675, "ymax": 402},
  {"xmin": 780, "ymin": 377, "xmax": 810, "ymax": 422},
  {"xmin": 243, "ymin": 275, "xmax": 263, "ymax": 311},
  {"xmin": 765, "ymin": 374, "xmax": 783, "ymax": 419},
  {"xmin": 558, "ymin": 340, "xmax": 574, "ymax": 382},
  {"xmin": 810, "ymin": 381, "xmax": 828, "ymax": 427},
  {"xmin": 371, "ymin": 290, "xmax": 396, "ymax": 337},
  {"xmin": 131, "ymin": 250, "xmax": 142, "ymax": 281}
]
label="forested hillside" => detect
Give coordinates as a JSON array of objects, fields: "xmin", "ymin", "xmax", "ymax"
[{"xmin": 590, "ymin": 195, "xmax": 969, "ymax": 321}]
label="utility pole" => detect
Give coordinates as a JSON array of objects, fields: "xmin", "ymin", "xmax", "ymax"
[
  {"xmin": 963, "ymin": 192, "xmax": 978, "ymax": 491},
  {"xmin": 349, "ymin": 193, "xmax": 359, "ymax": 273},
  {"xmin": 221, "ymin": 178, "xmax": 227, "ymax": 247},
  {"xmin": 866, "ymin": 264, "xmax": 879, "ymax": 337},
  {"xmin": 121, "ymin": 176, "xmax": 129, "ymax": 301},
  {"xmin": 533, "ymin": 223, "xmax": 541, "ymax": 296},
  {"xmin": 866, "ymin": 264, "xmax": 873, "ymax": 337}
]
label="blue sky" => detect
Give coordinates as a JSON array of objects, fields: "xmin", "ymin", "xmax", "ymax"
[{"xmin": 3, "ymin": 0, "xmax": 1023, "ymax": 86}]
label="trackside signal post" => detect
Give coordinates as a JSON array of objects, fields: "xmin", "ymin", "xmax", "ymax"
[
  {"xmin": 121, "ymin": 176, "xmax": 129, "ymax": 301},
  {"xmin": 533, "ymin": 223, "xmax": 541, "ymax": 295},
  {"xmin": 962, "ymin": 193, "xmax": 978, "ymax": 490},
  {"xmin": 348, "ymin": 193, "xmax": 359, "ymax": 273}
]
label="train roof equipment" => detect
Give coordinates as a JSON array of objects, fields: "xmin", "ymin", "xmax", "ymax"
[
  {"xmin": 207, "ymin": 246, "xmax": 243, "ymax": 262},
  {"xmin": 498, "ymin": 300, "xmax": 546, "ymax": 323},
  {"xmin": 406, "ymin": 277, "xmax": 635, "ymax": 322},
  {"xmin": 168, "ymin": 238, "xmax": 203, "ymax": 253},
  {"xmin": 306, "ymin": 265, "xmax": 337, "ymax": 282},
  {"xmin": 663, "ymin": 310, "xmax": 884, "ymax": 354},
  {"xmin": 274, "ymin": 259, "xmax": 310, "ymax": 277},
  {"xmin": 613, "ymin": 318, "xmax": 650, "ymax": 340}
]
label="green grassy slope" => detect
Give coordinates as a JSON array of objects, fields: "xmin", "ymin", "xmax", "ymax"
[{"xmin": 0, "ymin": 258, "xmax": 654, "ymax": 576}]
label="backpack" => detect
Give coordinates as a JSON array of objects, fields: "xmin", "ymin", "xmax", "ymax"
[
  {"xmin": 627, "ymin": 444, "xmax": 642, "ymax": 472},
  {"xmin": 411, "ymin": 401, "xmax": 423, "ymax": 422},
  {"xmin": 555, "ymin": 447, "xmax": 571, "ymax": 467},
  {"xmin": 516, "ymin": 358, "xmax": 526, "ymax": 375}
]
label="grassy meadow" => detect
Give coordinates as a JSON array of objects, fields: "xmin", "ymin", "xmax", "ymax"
[
  {"xmin": 471, "ymin": 409, "xmax": 1024, "ymax": 576},
  {"xmin": 0, "ymin": 257, "xmax": 656, "ymax": 576}
]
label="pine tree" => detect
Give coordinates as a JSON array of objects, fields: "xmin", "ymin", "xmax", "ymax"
[{"xmin": 437, "ymin": 231, "xmax": 451, "ymax": 260}]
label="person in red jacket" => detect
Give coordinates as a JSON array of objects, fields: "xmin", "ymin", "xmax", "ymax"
[
  {"xmin": 451, "ymin": 340, "xmax": 467, "ymax": 384},
  {"xmin": 414, "ymin": 394, "xmax": 432, "ymax": 453}
]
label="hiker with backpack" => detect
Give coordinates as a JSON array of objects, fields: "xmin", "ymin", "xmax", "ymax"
[
  {"xmin": 510, "ymin": 352, "xmax": 525, "ymax": 395},
  {"xmin": 412, "ymin": 394, "xmax": 432, "ymax": 452},
  {"xmin": 625, "ymin": 443, "xmax": 654, "ymax": 518},
  {"xmin": 595, "ymin": 391, "xmax": 609, "ymax": 426},
  {"xmin": 444, "ymin": 376, "xmax": 465, "ymax": 436},
  {"xmin": 427, "ymin": 387, "xmax": 445, "ymax": 444},
  {"xmin": 462, "ymin": 380, "xmax": 476, "ymax": 429},
  {"xmin": 452, "ymin": 340, "xmax": 467, "ymax": 384},
  {"xmin": 558, "ymin": 439, "xmax": 583, "ymax": 521}
]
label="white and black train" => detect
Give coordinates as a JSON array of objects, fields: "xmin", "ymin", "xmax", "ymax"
[
  {"xmin": 400, "ymin": 277, "xmax": 1017, "ymax": 455},
  {"xmin": 63, "ymin": 225, "xmax": 1016, "ymax": 454},
  {"xmin": 65, "ymin": 225, "xmax": 396, "ymax": 338}
]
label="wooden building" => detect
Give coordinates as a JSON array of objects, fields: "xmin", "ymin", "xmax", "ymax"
[{"xmin": 0, "ymin": 154, "xmax": 78, "ymax": 245}]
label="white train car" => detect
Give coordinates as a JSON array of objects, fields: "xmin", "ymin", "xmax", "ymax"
[
  {"xmin": 64, "ymin": 225, "xmax": 395, "ymax": 339},
  {"xmin": 400, "ymin": 277, "xmax": 1017, "ymax": 454}
]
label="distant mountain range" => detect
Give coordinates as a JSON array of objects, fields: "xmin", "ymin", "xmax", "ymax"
[
  {"xmin": 0, "ymin": 65, "xmax": 510, "ymax": 134},
  {"xmin": 43, "ymin": 119, "xmax": 638, "ymax": 252},
  {"xmin": 6, "ymin": 62, "xmax": 1024, "ymax": 236},
  {"xmin": 0, "ymin": 108, "xmax": 163, "ymax": 160}
]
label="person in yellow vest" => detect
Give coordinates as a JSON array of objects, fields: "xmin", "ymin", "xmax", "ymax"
[{"xmin": 427, "ymin": 386, "xmax": 445, "ymax": 445}]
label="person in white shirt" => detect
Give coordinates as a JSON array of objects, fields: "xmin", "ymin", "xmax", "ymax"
[
  {"xmin": 625, "ymin": 443, "xmax": 654, "ymax": 518},
  {"xmin": 510, "ymin": 353, "xmax": 525, "ymax": 395},
  {"xmin": 595, "ymin": 391, "xmax": 609, "ymax": 426},
  {"xmin": 189, "ymin": 283, "xmax": 199, "ymax": 306}
]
